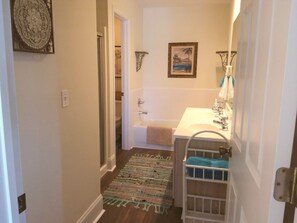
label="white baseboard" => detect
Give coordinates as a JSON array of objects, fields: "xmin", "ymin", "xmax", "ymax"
[
  {"xmin": 92, "ymin": 209, "xmax": 105, "ymax": 223},
  {"xmin": 108, "ymin": 165, "xmax": 116, "ymax": 172},
  {"xmin": 107, "ymin": 154, "xmax": 116, "ymax": 171},
  {"xmin": 76, "ymin": 194, "xmax": 104, "ymax": 223},
  {"xmin": 100, "ymin": 164, "xmax": 108, "ymax": 177}
]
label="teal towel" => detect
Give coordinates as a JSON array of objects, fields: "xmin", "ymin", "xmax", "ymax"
[
  {"xmin": 186, "ymin": 156, "xmax": 228, "ymax": 168},
  {"xmin": 186, "ymin": 156, "xmax": 229, "ymax": 181},
  {"xmin": 219, "ymin": 76, "xmax": 235, "ymax": 88}
]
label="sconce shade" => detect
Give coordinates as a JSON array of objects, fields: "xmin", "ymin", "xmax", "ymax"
[
  {"xmin": 135, "ymin": 51, "xmax": 148, "ymax": 72},
  {"xmin": 216, "ymin": 51, "xmax": 237, "ymax": 72}
]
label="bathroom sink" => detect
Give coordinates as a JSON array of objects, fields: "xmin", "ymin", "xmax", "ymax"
[
  {"xmin": 187, "ymin": 123, "xmax": 219, "ymax": 132},
  {"xmin": 174, "ymin": 108, "xmax": 231, "ymax": 140}
]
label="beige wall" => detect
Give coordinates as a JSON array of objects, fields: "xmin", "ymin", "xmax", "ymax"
[
  {"xmin": 96, "ymin": 0, "xmax": 108, "ymax": 34},
  {"xmin": 143, "ymin": 4, "xmax": 230, "ymax": 89},
  {"xmin": 14, "ymin": 0, "xmax": 101, "ymax": 222},
  {"xmin": 137, "ymin": 3, "xmax": 230, "ymax": 124},
  {"xmin": 114, "ymin": 17, "xmax": 122, "ymax": 47}
]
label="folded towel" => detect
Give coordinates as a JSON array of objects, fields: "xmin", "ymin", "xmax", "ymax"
[
  {"xmin": 186, "ymin": 156, "xmax": 229, "ymax": 181},
  {"xmin": 146, "ymin": 126, "xmax": 173, "ymax": 146},
  {"xmin": 186, "ymin": 156, "xmax": 229, "ymax": 168}
]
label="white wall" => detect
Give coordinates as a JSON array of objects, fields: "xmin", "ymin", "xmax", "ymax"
[
  {"xmin": 141, "ymin": 3, "xmax": 230, "ymax": 122},
  {"xmin": 13, "ymin": 0, "xmax": 102, "ymax": 222}
]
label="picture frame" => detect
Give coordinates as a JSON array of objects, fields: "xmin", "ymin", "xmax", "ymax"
[
  {"xmin": 168, "ymin": 42, "xmax": 198, "ymax": 78},
  {"xmin": 10, "ymin": 0, "xmax": 55, "ymax": 54},
  {"xmin": 115, "ymin": 46, "xmax": 121, "ymax": 76}
]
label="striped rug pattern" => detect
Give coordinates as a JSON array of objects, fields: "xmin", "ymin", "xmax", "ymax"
[{"xmin": 103, "ymin": 153, "xmax": 173, "ymax": 214}]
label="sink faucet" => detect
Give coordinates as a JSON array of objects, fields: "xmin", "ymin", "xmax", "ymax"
[
  {"xmin": 137, "ymin": 111, "xmax": 148, "ymax": 115},
  {"xmin": 138, "ymin": 98, "xmax": 145, "ymax": 106},
  {"xmin": 213, "ymin": 116, "xmax": 228, "ymax": 131},
  {"xmin": 212, "ymin": 106, "xmax": 223, "ymax": 115}
]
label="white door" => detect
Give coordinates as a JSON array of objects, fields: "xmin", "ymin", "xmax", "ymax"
[
  {"xmin": 227, "ymin": 0, "xmax": 297, "ymax": 222},
  {"xmin": 0, "ymin": 0, "xmax": 25, "ymax": 222}
]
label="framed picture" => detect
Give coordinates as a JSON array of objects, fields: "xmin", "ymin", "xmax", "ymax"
[
  {"xmin": 168, "ymin": 42, "xmax": 198, "ymax": 78},
  {"xmin": 115, "ymin": 46, "xmax": 121, "ymax": 76},
  {"xmin": 10, "ymin": 0, "xmax": 55, "ymax": 54}
]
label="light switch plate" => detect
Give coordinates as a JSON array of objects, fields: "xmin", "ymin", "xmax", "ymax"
[{"xmin": 61, "ymin": 90, "xmax": 69, "ymax": 108}]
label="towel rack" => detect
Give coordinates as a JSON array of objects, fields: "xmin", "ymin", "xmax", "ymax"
[{"xmin": 182, "ymin": 130, "xmax": 231, "ymax": 223}]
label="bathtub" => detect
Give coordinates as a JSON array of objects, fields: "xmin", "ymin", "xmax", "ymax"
[{"xmin": 133, "ymin": 119, "xmax": 179, "ymax": 151}]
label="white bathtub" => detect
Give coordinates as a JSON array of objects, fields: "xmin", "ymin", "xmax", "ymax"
[{"xmin": 133, "ymin": 119, "xmax": 179, "ymax": 151}]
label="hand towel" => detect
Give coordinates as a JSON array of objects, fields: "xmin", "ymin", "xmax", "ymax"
[
  {"xmin": 219, "ymin": 75, "xmax": 228, "ymax": 100},
  {"xmin": 228, "ymin": 75, "xmax": 234, "ymax": 99}
]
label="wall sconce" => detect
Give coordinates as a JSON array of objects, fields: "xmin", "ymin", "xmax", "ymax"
[
  {"xmin": 216, "ymin": 51, "xmax": 237, "ymax": 72},
  {"xmin": 135, "ymin": 51, "xmax": 148, "ymax": 72}
]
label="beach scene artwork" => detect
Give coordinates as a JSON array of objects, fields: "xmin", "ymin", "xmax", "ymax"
[{"xmin": 168, "ymin": 42, "xmax": 198, "ymax": 78}]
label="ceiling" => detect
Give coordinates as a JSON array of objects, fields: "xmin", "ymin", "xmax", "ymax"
[{"xmin": 138, "ymin": 0, "xmax": 230, "ymax": 8}]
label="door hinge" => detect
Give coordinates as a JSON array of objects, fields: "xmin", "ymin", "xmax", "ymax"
[
  {"xmin": 274, "ymin": 167, "xmax": 297, "ymax": 206},
  {"xmin": 18, "ymin": 193, "xmax": 26, "ymax": 213}
]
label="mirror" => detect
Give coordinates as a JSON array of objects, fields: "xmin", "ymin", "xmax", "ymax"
[
  {"xmin": 226, "ymin": 13, "xmax": 240, "ymax": 109},
  {"xmin": 231, "ymin": 15, "xmax": 240, "ymax": 80}
]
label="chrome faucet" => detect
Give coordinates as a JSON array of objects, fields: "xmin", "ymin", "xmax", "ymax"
[
  {"xmin": 138, "ymin": 98, "xmax": 145, "ymax": 106},
  {"xmin": 212, "ymin": 99, "xmax": 225, "ymax": 115},
  {"xmin": 137, "ymin": 111, "xmax": 148, "ymax": 115},
  {"xmin": 213, "ymin": 116, "xmax": 228, "ymax": 130}
]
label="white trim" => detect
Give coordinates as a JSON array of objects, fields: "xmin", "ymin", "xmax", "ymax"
[
  {"xmin": 92, "ymin": 209, "xmax": 105, "ymax": 223},
  {"xmin": 106, "ymin": 6, "xmax": 116, "ymax": 176},
  {"xmin": 107, "ymin": 154, "xmax": 116, "ymax": 171},
  {"xmin": 102, "ymin": 26, "xmax": 109, "ymax": 168},
  {"xmin": 76, "ymin": 194, "xmax": 104, "ymax": 223},
  {"xmin": 120, "ymin": 18, "xmax": 131, "ymax": 150},
  {"xmin": 108, "ymin": 165, "xmax": 116, "ymax": 172},
  {"xmin": 100, "ymin": 164, "xmax": 108, "ymax": 177}
]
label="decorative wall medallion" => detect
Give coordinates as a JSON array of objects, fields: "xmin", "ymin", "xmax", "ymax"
[{"xmin": 10, "ymin": 0, "xmax": 55, "ymax": 54}]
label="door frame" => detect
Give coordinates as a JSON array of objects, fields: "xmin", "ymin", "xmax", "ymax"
[
  {"xmin": 97, "ymin": 30, "xmax": 109, "ymax": 177},
  {"xmin": 114, "ymin": 13, "xmax": 130, "ymax": 151},
  {"xmin": 0, "ymin": 0, "xmax": 25, "ymax": 222},
  {"xmin": 104, "ymin": 6, "xmax": 131, "ymax": 173}
]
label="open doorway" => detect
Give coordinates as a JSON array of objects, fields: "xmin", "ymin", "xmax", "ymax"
[
  {"xmin": 114, "ymin": 16, "xmax": 122, "ymax": 150},
  {"xmin": 113, "ymin": 13, "xmax": 130, "ymax": 153}
]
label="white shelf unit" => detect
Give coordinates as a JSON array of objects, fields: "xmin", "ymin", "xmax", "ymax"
[{"xmin": 182, "ymin": 131, "xmax": 230, "ymax": 223}]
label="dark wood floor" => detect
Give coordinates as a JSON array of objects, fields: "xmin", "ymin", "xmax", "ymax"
[{"xmin": 98, "ymin": 148, "xmax": 183, "ymax": 223}]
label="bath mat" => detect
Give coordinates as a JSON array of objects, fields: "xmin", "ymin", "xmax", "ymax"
[
  {"xmin": 146, "ymin": 126, "xmax": 173, "ymax": 146},
  {"xmin": 103, "ymin": 153, "xmax": 173, "ymax": 214}
]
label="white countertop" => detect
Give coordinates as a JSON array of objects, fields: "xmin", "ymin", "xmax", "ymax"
[{"xmin": 173, "ymin": 107, "xmax": 231, "ymax": 141}]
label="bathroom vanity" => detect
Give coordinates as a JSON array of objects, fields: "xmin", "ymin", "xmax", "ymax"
[{"xmin": 173, "ymin": 107, "xmax": 231, "ymax": 208}]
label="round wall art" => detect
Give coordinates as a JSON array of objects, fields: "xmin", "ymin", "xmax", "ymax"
[{"xmin": 10, "ymin": 0, "xmax": 55, "ymax": 54}]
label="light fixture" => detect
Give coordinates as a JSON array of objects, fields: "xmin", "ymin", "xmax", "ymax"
[
  {"xmin": 216, "ymin": 51, "xmax": 237, "ymax": 72},
  {"xmin": 135, "ymin": 51, "xmax": 148, "ymax": 72}
]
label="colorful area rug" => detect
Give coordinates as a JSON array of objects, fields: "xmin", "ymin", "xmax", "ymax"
[{"xmin": 103, "ymin": 153, "xmax": 173, "ymax": 214}]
